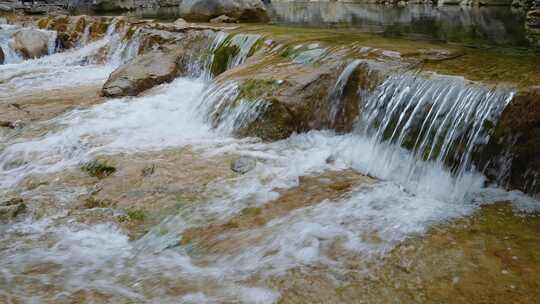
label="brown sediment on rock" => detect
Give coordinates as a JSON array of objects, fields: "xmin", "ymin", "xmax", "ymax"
[{"xmin": 179, "ymin": 170, "xmax": 375, "ymax": 250}]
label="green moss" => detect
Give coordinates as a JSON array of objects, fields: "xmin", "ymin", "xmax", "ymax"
[
  {"xmin": 81, "ymin": 160, "xmax": 116, "ymax": 179},
  {"xmin": 247, "ymin": 37, "xmax": 264, "ymax": 58},
  {"xmin": 211, "ymin": 38, "xmax": 240, "ymax": 77},
  {"xmin": 237, "ymin": 79, "xmax": 279, "ymax": 101},
  {"xmin": 241, "ymin": 207, "xmax": 263, "ymax": 217},
  {"xmin": 83, "ymin": 197, "xmax": 113, "ymax": 209},
  {"xmin": 126, "ymin": 209, "xmax": 146, "ymax": 221},
  {"xmin": 179, "ymin": 234, "xmax": 192, "ymax": 246},
  {"xmin": 223, "ymin": 221, "xmax": 240, "ymax": 229}
]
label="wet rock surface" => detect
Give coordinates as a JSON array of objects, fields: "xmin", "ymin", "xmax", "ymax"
[{"xmin": 102, "ymin": 50, "xmax": 181, "ymax": 97}]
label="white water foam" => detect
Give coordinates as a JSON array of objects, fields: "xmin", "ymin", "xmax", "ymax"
[
  {"xmin": 0, "ymin": 21, "xmax": 140, "ymax": 100},
  {"xmin": 0, "ymin": 78, "xmax": 222, "ymax": 187}
]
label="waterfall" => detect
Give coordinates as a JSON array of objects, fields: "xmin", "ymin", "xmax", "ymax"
[
  {"xmin": 358, "ymin": 72, "xmax": 514, "ymax": 175},
  {"xmin": 327, "ymin": 71, "xmax": 514, "ymax": 201}
]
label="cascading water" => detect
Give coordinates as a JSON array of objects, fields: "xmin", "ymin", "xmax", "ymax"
[
  {"xmin": 1, "ymin": 17, "xmax": 539, "ymax": 304},
  {"xmin": 0, "ymin": 18, "xmax": 144, "ymax": 100},
  {"xmin": 357, "ymin": 72, "xmax": 513, "ymax": 185}
]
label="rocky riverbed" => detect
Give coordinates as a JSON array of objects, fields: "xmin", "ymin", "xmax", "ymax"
[{"xmin": 0, "ymin": 13, "xmax": 539, "ymax": 303}]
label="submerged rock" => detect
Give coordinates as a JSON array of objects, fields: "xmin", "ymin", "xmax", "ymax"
[
  {"xmin": 0, "ymin": 120, "xmax": 15, "ymax": 129},
  {"xmin": 0, "ymin": 198, "xmax": 26, "ymax": 221},
  {"xmin": 231, "ymin": 157, "xmax": 256, "ymax": 174},
  {"xmin": 179, "ymin": 0, "xmax": 270, "ymax": 22},
  {"xmin": 11, "ymin": 29, "xmax": 50, "ymax": 59},
  {"xmin": 102, "ymin": 50, "xmax": 181, "ymax": 97}
]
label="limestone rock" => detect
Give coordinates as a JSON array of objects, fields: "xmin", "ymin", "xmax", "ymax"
[
  {"xmin": 179, "ymin": 0, "xmax": 270, "ymax": 22},
  {"xmin": 11, "ymin": 30, "xmax": 50, "ymax": 59},
  {"xmin": 102, "ymin": 50, "xmax": 181, "ymax": 97}
]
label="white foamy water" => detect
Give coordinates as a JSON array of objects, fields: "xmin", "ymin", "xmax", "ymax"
[{"xmin": 0, "ymin": 78, "xmax": 226, "ymax": 187}]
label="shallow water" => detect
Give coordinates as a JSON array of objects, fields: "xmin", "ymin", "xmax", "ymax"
[{"xmin": 111, "ymin": 3, "xmax": 533, "ymax": 47}]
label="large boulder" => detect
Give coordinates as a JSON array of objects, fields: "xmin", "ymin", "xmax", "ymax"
[
  {"xmin": 102, "ymin": 50, "xmax": 181, "ymax": 97},
  {"xmin": 11, "ymin": 30, "xmax": 50, "ymax": 59},
  {"xmin": 179, "ymin": 0, "xmax": 270, "ymax": 22}
]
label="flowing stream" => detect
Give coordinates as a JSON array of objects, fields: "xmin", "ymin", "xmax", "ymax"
[{"xmin": 0, "ymin": 20, "xmax": 538, "ymax": 303}]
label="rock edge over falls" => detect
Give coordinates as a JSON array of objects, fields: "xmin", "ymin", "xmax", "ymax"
[{"xmin": 13, "ymin": 14, "xmax": 540, "ymax": 196}]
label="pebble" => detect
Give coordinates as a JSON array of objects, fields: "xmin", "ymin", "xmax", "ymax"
[{"xmin": 231, "ymin": 157, "xmax": 256, "ymax": 174}]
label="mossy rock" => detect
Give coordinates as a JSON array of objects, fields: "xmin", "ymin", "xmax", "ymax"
[
  {"xmin": 236, "ymin": 97, "xmax": 298, "ymax": 141},
  {"xmin": 211, "ymin": 38, "xmax": 240, "ymax": 77}
]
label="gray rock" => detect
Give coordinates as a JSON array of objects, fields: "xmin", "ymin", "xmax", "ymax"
[
  {"xmin": 231, "ymin": 157, "xmax": 256, "ymax": 174},
  {"xmin": 11, "ymin": 30, "xmax": 50, "ymax": 59},
  {"xmin": 210, "ymin": 14, "xmax": 238, "ymax": 23},
  {"xmin": 102, "ymin": 50, "xmax": 181, "ymax": 97},
  {"xmin": 0, "ymin": 198, "xmax": 26, "ymax": 221},
  {"xmin": 179, "ymin": 0, "xmax": 269, "ymax": 22}
]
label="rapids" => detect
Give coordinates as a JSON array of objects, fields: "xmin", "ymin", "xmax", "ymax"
[{"xmin": 0, "ymin": 17, "xmax": 539, "ymax": 303}]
